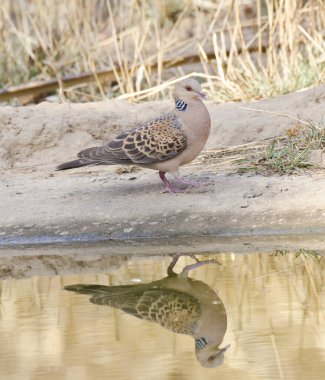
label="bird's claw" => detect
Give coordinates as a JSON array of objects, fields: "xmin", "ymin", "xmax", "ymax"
[{"xmin": 167, "ymin": 254, "xmax": 221, "ymax": 277}]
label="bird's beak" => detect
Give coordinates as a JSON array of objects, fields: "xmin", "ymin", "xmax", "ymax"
[
  {"xmin": 218, "ymin": 344, "xmax": 230, "ymax": 355},
  {"xmin": 198, "ymin": 91, "xmax": 207, "ymax": 99}
]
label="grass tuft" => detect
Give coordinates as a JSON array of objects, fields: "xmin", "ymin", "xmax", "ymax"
[
  {"xmin": 260, "ymin": 120, "xmax": 325, "ymax": 174},
  {"xmin": 271, "ymin": 248, "xmax": 322, "ymax": 260},
  {"xmin": 199, "ymin": 114, "xmax": 325, "ymax": 176}
]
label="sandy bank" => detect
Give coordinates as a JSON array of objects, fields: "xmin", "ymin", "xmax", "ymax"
[{"xmin": 1, "ymin": 84, "xmax": 325, "ymax": 276}]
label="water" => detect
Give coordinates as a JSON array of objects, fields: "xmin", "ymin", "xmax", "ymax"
[{"xmin": 0, "ymin": 253, "xmax": 324, "ymax": 380}]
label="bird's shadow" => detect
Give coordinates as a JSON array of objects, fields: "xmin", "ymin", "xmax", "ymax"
[{"xmin": 100, "ymin": 172, "xmax": 216, "ymax": 196}]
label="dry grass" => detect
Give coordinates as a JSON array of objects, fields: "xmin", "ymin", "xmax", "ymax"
[
  {"xmin": 197, "ymin": 115, "xmax": 325, "ymax": 175},
  {"xmin": 259, "ymin": 119, "xmax": 325, "ymax": 174},
  {"xmin": 271, "ymin": 248, "xmax": 322, "ymax": 260},
  {"xmin": 0, "ymin": 0, "xmax": 325, "ymax": 104}
]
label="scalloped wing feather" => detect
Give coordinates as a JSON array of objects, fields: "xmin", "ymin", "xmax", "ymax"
[
  {"xmin": 65, "ymin": 283, "xmax": 200, "ymax": 335},
  {"xmin": 77, "ymin": 114, "xmax": 187, "ymax": 165},
  {"xmin": 120, "ymin": 288, "xmax": 200, "ymax": 334}
]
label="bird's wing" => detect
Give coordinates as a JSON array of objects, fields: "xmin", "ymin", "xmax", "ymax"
[
  {"xmin": 65, "ymin": 283, "xmax": 201, "ymax": 334},
  {"xmin": 78, "ymin": 113, "xmax": 187, "ymax": 165}
]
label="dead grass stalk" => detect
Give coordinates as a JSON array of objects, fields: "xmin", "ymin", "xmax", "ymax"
[{"xmin": 0, "ymin": 1, "xmax": 324, "ymax": 104}]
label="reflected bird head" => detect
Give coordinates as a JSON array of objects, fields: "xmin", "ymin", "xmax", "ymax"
[{"xmin": 195, "ymin": 343, "xmax": 230, "ymax": 368}]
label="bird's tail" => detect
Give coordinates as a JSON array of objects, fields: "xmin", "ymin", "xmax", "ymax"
[
  {"xmin": 56, "ymin": 159, "xmax": 91, "ymax": 171},
  {"xmin": 64, "ymin": 284, "xmax": 108, "ymax": 294},
  {"xmin": 64, "ymin": 283, "xmax": 140, "ymax": 306}
]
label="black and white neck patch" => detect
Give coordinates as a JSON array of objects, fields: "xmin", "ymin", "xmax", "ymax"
[
  {"xmin": 175, "ymin": 99, "xmax": 188, "ymax": 112},
  {"xmin": 195, "ymin": 337, "xmax": 208, "ymax": 349}
]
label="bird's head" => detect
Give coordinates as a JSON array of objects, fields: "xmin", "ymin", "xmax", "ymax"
[
  {"xmin": 173, "ymin": 78, "xmax": 207, "ymax": 102},
  {"xmin": 195, "ymin": 340, "xmax": 230, "ymax": 368}
]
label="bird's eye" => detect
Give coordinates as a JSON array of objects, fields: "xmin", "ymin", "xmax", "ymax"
[{"xmin": 185, "ymin": 85, "xmax": 192, "ymax": 91}]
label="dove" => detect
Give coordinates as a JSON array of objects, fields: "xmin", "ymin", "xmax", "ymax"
[
  {"xmin": 65, "ymin": 254, "xmax": 229, "ymax": 368},
  {"xmin": 56, "ymin": 78, "xmax": 211, "ymax": 193}
]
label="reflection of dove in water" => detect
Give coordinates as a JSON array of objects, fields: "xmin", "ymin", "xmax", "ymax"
[{"xmin": 65, "ymin": 255, "xmax": 229, "ymax": 368}]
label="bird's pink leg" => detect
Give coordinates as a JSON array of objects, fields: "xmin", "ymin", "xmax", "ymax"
[
  {"xmin": 159, "ymin": 171, "xmax": 175, "ymax": 193},
  {"xmin": 159, "ymin": 171, "xmax": 187, "ymax": 193},
  {"xmin": 167, "ymin": 253, "xmax": 182, "ymax": 276}
]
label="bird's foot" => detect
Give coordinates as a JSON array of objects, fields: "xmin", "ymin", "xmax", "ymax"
[
  {"xmin": 179, "ymin": 256, "xmax": 221, "ymax": 277},
  {"xmin": 161, "ymin": 185, "xmax": 188, "ymax": 194},
  {"xmin": 167, "ymin": 254, "xmax": 221, "ymax": 277},
  {"xmin": 159, "ymin": 171, "xmax": 188, "ymax": 194},
  {"xmin": 159, "ymin": 172, "xmax": 210, "ymax": 194}
]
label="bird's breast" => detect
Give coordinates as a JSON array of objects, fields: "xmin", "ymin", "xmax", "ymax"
[{"xmin": 180, "ymin": 103, "xmax": 211, "ymax": 142}]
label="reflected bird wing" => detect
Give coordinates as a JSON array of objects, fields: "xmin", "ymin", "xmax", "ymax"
[{"xmin": 65, "ymin": 283, "xmax": 201, "ymax": 334}]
